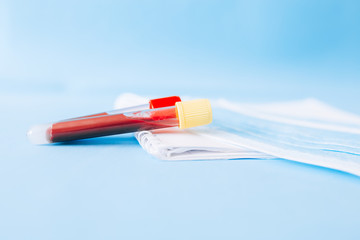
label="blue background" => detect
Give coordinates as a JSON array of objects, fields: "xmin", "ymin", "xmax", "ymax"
[{"xmin": 1, "ymin": 0, "xmax": 360, "ymax": 239}]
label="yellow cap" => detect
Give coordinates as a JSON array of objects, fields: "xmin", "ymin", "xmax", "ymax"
[{"xmin": 175, "ymin": 99, "xmax": 212, "ymax": 129}]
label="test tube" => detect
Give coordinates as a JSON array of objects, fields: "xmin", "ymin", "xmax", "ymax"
[
  {"xmin": 64, "ymin": 96, "xmax": 181, "ymax": 120},
  {"xmin": 27, "ymin": 99, "xmax": 212, "ymax": 144}
]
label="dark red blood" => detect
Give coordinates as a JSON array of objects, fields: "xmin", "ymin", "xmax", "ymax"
[{"xmin": 50, "ymin": 107, "xmax": 178, "ymax": 142}]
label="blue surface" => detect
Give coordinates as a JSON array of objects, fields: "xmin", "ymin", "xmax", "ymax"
[
  {"xmin": 2, "ymin": 93, "xmax": 360, "ymax": 240},
  {"xmin": 1, "ymin": 0, "xmax": 360, "ymax": 239}
]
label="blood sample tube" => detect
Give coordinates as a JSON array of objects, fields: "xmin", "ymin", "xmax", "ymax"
[
  {"xmin": 65, "ymin": 96, "xmax": 181, "ymax": 120},
  {"xmin": 27, "ymin": 99, "xmax": 212, "ymax": 144}
]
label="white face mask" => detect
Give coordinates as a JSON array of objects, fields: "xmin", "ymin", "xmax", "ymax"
[{"xmin": 116, "ymin": 94, "xmax": 360, "ymax": 176}]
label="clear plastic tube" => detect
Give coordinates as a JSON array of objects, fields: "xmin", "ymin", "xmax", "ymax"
[{"xmin": 27, "ymin": 99, "xmax": 212, "ymax": 144}]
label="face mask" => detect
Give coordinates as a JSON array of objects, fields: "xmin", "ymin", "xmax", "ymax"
[{"xmin": 116, "ymin": 94, "xmax": 360, "ymax": 176}]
